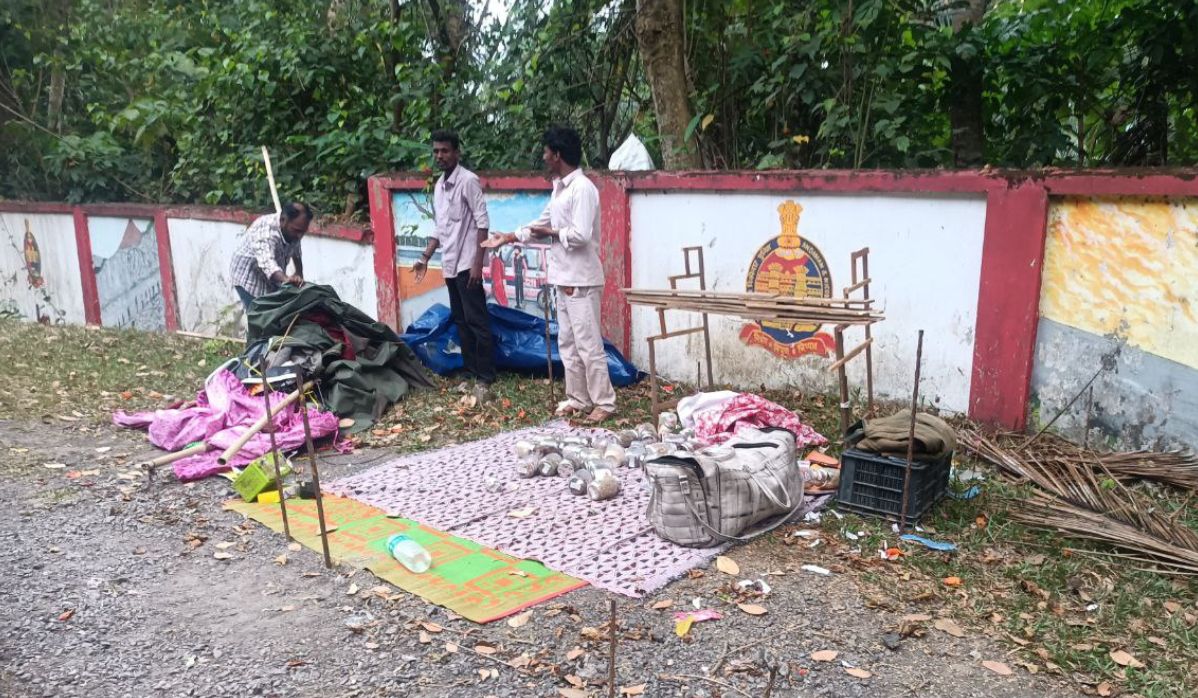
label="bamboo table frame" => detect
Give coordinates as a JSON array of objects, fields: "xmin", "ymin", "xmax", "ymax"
[{"xmin": 629, "ymin": 246, "xmax": 880, "ymax": 434}]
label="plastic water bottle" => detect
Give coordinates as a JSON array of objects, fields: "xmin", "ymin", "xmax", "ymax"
[{"xmin": 386, "ymin": 534, "xmax": 432, "ymax": 573}]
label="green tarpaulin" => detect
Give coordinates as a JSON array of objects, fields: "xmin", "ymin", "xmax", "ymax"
[{"xmin": 246, "ymin": 284, "xmax": 434, "ymax": 430}]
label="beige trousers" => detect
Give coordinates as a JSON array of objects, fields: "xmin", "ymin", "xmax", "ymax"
[{"xmin": 556, "ymin": 285, "xmax": 616, "ymax": 411}]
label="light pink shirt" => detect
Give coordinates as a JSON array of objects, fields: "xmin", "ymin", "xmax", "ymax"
[
  {"xmin": 515, "ymin": 169, "xmax": 604, "ymax": 288},
  {"xmin": 434, "ymin": 165, "xmax": 490, "ymax": 277}
]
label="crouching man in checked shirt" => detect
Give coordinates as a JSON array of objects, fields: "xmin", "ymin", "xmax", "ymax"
[
  {"xmin": 412, "ymin": 129, "xmax": 496, "ymax": 402},
  {"xmin": 482, "ymin": 125, "xmax": 616, "ymax": 423},
  {"xmin": 229, "ymin": 202, "xmax": 312, "ymax": 310}
]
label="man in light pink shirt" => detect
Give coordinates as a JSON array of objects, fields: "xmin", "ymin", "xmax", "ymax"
[
  {"xmin": 413, "ymin": 130, "xmax": 495, "ymax": 398},
  {"xmin": 483, "ymin": 126, "xmax": 616, "ymax": 423}
]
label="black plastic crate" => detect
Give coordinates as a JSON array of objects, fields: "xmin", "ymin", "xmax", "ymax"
[{"xmin": 835, "ymin": 448, "xmax": 952, "ymax": 524}]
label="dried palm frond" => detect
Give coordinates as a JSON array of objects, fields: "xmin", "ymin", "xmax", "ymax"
[{"xmin": 960, "ymin": 429, "xmax": 1198, "ymax": 576}]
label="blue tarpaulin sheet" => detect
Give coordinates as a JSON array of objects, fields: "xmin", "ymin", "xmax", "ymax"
[{"xmin": 399, "ymin": 303, "xmax": 643, "ymax": 387}]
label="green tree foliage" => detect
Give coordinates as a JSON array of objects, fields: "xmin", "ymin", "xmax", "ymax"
[{"xmin": 1, "ymin": 0, "xmax": 1196, "ymax": 213}]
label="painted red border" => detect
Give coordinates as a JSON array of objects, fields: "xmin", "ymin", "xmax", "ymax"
[
  {"xmin": 0, "ymin": 201, "xmax": 74, "ymax": 214},
  {"xmin": 71, "ymin": 207, "xmax": 102, "ymax": 325},
  {"xmin": 368, "ymin": 177, "xmax": 401, "ymax": 328},
  {"xmin": 970, "ymin": 183, "xmax": 1050, "ymax": 430},
  {"xmin": 152, "ymin": 210, "xmax": 180, "ymax": 332}
]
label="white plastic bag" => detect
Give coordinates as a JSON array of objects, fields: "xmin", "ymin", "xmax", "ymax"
[{"xmin": 608, "ymin": 133, "xmax": 655, "ymax": 171}]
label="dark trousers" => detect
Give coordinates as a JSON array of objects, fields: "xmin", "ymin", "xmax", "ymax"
[{"xmin": 445, "ymin": 270, "xmax": 496, "ymax": 384}]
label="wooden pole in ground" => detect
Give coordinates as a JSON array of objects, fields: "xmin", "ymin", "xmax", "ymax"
[
  {"xmin": 898, "ymin": 330, "xmax": 924, "ymax": 532},
  {"xmin": 607, "ymin": 599, "xmax": 617, "ymax": 698},
  {"xmin": 259, "ymin": 360, "xmax": 292, "ymax": 542},
  {"xmin": 295, "ymin": 367, "xmax": 333, "ymax": 569}
]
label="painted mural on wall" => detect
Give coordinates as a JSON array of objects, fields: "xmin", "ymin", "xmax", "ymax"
[
  {"xmin": 739, "ymin": 200, "xmax": 836, "ymax": 358},
  {"xmin": 89, "ymin": 216, "xmax": 166, "ymax": 330},
  {"xmin": 391, "ymin": 189, "xmax": 553, "ymax": 326},
  {"xmin": 628, "ymin": 191, "xmax": 987, "ymax": 412},
  {"xmin": 0, "ymin": 214, "xmax": 77, "ymax": 324},
  {"xmin": 1031, "ymin": 197, "xmax": 1198, "ymax": 450}
]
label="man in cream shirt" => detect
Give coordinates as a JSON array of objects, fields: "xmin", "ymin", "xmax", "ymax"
[{"xmin": 483, "ymin": 126, "xmax": 616, "ymax": 422}]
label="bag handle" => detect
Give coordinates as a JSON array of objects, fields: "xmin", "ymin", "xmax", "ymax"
[{"xmin": 679, "ymin": 476, "xmax": 806, "ymax": 544}]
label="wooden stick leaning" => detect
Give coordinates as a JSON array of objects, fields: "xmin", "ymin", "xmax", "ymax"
[
  {"xmin": 140, "ymin": 442, "xmax": 208, "ymax": 468},
  {"xmin": 259, "ymin": 361, "xmax": 293, "ymax": 542},
  {"xmin": 262, "ymin": 145, "xmax": 281, "ymax": 215},
  {"xmin": 216, "ymin": 381, "xmax": 315, "ymax": 466}
]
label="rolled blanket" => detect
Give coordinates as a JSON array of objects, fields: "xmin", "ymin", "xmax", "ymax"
[{"xmin": 846, "ymin": 409, "xmax": 956, "ymax": 461}]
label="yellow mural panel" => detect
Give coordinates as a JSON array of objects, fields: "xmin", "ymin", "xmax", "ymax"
[{"xmin": 1041, "ymin": 198, "xmax": 1198, "ymax": 369}]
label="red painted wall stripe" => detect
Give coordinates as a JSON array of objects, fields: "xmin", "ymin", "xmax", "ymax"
[
  {"xmin": 595, "ymin": 175, "xmax": 632, "ymax": 355},
  {"xmin": 71, "ymin": 207, "xmax": 102, "ymax": 326},
  {"xmin": 969, "ymin": 183, "xmax": 1050, "ymax": 430},
  {"xmin": 368, "ymin": 177, "xmax": 400, "ymax": 328},
  {"xmin": 152, "ymin": 210, "xmax": 179, "ymax": 332}
]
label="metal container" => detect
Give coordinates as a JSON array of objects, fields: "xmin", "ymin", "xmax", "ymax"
[
  {"xmin": 635, "ymin": 423, "xmax": 658, "ymax": 442},
  {"xmin": 587, "ymin": 475, "xmax": 621, "ymax": 501},
  {"xmin": 568, "ymin": 468, "xmax": 594, "ymax": 496},
  {"xmin": 533, "ymin": 436, "xmax": 562, "ymax": 455},
  {"xmin": 559, "ymin": 435, "xmax": 591, "ymax": 447},
  {"xmin": 645, "ymin": 442, "xmax": 674, "ymax": 458},
  {"xmin": 602, "ymin": 443, "xmax": 626, "ymax": 466},
  {"xmin": 513, "ymin": 439, "xmax": 536, "ymax": 458},
  {"xmin": 516, "ymin": 456, "xmax": 541, "ymax": 478},
  {"xmin": 538, "ymin": 452, "xmax": 564, "ymax": 477},
  {"xmin": 579, "ymin": 447, "xmax": 604, "ymax": 463},
  {"xmin": 657, "ymin": 411, "xmax": 680, "ymax": 433},
  {"xmin": 614, "ymin": 429, "xmax": 638, "ymax": 448}
]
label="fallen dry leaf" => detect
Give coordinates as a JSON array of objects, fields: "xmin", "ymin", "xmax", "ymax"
[
  {"xmin": 902, "ymin": 614, "xmax": 932, "ymax": 622},
  {"xmin": 288, "ymin": 542, "xmax": 302, "ymax": 552},
  {"xmin": 57, "ymin": 609, "xmax": 75, "ymax": 622},
  {"xmin": 558, "ymin": 689, "xmax": 588, "ymax": 698},
  {"xmin": 507, "ymin": 611, "xmax": 532, "ymax": 628},
  {"xmin": 566, "ymin": 647, "xmax": 585, "ymax": 661},
  {"xmin": 621, "ymin": 685, "xmax": 646, "ymax": 696},
  {"xmin": 715, "ymin": 556, "xmax": 740, "ymax": 576},
  {"xmin": 651, "ymin": 599, "xmax": 673, "ymax": 610},
  {"xmin": 943, "ymin": 576, "xmax": 962, "ymax": 587},
  {"xmin": 474, "ymin": 644, "xmax": 497, "ymax": 655},
  {"xmin": 565, "ymin": 674, "xmax": 585, "ymax": 688},
  {"xmin": 215, "ymin": 542, "xmax": 236, "ymax": 550},
  {"xmin": 421, "ymin": 622, "xmax": 444, "ymax": 633},
  {"xmin": 1109, "ymin": 649, "xmax": 1144, "ymax": 669},
  {"xmin": 346, "ymin": 584, "xmax": 359, "ymax": 596},
  {"xmin": 1147, "ymin": 636, "xmax": 1167, "ymax": 648},
  {"xmin": 845, "ymin": 668, "xmax": 872, "ymax": 679},
  {"xmin": 1163, "ymin": 601, "xmax": 1181, "ymax": 614},
  {"xmin": 444, "ymin": 642, "xmax": 459, "ymax": 653},
  {"xmin": 1097, "ymin": 681, "xmax": 1113, "ymax": 696},
  {"xmin": 737, "ymin": 603, "xmax": 767, "ymax": 616},
  {"xmin": 274, "ymin": 554, "xmax": 288, "ymax": 566},
  {"xmin": 213, "ymin": 552, "xmax": 233, "ymax": 560},
  {"xmin": 982, "ymin": 661, "xmax": 1013, "ymax": 676},
  {"xmin": 934, "ymin": 618, "xmax": 966, "ymax": 638},
  {"xmin": 419, "ymin": 631, "xmax": 432, "ymax": 644},
  {"xmin": 811, "ymin": 650, "xmax": 838, "ymax": 662}
]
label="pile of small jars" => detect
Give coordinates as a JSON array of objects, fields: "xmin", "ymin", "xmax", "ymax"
[{"xmin": 512, "ymin": 412, "xmax": 705, "ymax": 502}]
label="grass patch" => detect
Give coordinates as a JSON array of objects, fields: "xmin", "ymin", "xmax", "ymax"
[
  {"xmin": 3, "ymin": 318, "xmax": 1194, "ymax": 694},
  {"xmin": 818, "ymin": 457, "xmax": 1198, "ymax": 697}
]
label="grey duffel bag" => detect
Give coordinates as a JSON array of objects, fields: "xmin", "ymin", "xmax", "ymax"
[{"xmin": 644, "ymin": 427, "xmax": 806, "ymax": 547}]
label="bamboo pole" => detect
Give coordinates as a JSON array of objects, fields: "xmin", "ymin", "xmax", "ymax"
[
  {"xmin": 216, "ymin": 381, "xmax": 315, "ymax": 466},
  {"xmin": 139, "ymin": 442, "xmax": 208, "ymax": 468}
]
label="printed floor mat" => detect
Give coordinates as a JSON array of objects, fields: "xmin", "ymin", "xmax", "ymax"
[
  {"xmin": 327, "ymin": 423, "xmax": 827, "ymax": 597},
  {"xmin": 225, "ymin": 495, "xmax": 585, "ymax": 623}
]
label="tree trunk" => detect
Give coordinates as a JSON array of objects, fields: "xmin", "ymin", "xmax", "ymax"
[
  {"xmin": 945, "ymin": 0, "xmax": 990, "ymax": 167},
  {"xmin": 635, "ymin": 0, "xmax": 702, "ymax": 169}
]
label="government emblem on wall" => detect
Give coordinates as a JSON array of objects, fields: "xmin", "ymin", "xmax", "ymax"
[{"xmin": 738, "ymin": 200, "xmax": 836, "ymax": 358}]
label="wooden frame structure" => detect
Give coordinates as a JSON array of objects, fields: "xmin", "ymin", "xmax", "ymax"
[{"xmin": 630, "ymin": 246, "xmax": 881, "ymax": 432}]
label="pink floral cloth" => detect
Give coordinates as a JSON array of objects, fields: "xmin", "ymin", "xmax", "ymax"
[
  {"xmin": 113, "ymin": 369, "xmax": 343, "ymax": 481},
  {"xmin": 692, "ymin": 393, "xmax": 827, "ymax": 448}
]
